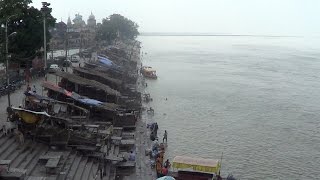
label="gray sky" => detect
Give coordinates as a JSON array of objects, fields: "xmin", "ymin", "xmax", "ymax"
[{"xmin": 31, "ymin": 0, "xmax": 319, "ymax": 36}]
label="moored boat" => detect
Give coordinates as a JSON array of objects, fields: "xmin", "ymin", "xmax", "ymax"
[
  {"xmin": 11, "ymin": 107, "xmax": 50, "ymax": 124},
  {"xmin": 141, "ymin": 66, "xmax": 157, "ymax": 79},
  {"xmin": 169, "ymin": 155, "xmax": 237, "ymax": 180}
]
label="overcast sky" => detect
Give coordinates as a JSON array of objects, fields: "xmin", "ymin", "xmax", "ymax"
[{"xmin": 31, "ymin": 0, "xmax": 319, "ymax": 36}]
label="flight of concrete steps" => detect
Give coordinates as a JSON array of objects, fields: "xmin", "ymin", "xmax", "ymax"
[{"xmin": 0, "ymin": 132, "xmax": 100, "ymax": 180}]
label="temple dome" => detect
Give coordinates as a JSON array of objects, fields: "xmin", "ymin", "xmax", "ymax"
[{"xmin": 89, "ymin": 12, "xmax": 95, "ymax": 20}]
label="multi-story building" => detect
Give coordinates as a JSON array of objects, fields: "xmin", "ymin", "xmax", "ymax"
[
  {"xmin": 49, "ymin": 13, "xmax": 97, "ymax": 51},
  {"xmin": 49, "ymin": 21, "xmax": 67, "ymax": 50}
]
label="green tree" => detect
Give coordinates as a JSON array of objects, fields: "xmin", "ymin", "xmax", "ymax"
[
  {"xmin": 97, "ymin": 14, "xmax": 139, "ymax": 44},
  {"xmin": 0, "ymin": 0, "xmax": 56, "ymax": 63}
]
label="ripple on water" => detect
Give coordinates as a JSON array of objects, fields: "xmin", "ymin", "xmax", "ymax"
[{"xmin": 140, "ymin": 36, "xmax": 320, "ymax": 179}]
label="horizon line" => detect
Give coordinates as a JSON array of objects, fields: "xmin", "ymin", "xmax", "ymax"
[{"xmin": 139, "ymin": 32, "xmax": 312, "ymax": 38}]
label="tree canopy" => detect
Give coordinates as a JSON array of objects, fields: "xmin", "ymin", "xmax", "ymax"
[
  {"xmin": 96, "ymin": 14, "xmax": 139, "ymax": 44},
  {"xmin": 0, "ymin": 0, "xmax": 56, "ymax": 62}
]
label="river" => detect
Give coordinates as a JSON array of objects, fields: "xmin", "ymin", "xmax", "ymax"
[{"xmin": 138, "ymin": 35, "xmax": 320, "ymax": 180}]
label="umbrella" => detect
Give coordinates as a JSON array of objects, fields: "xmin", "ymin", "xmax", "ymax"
[{"xmin": 156, "ymin": 176, "xmax": 175, "ymax": 180}]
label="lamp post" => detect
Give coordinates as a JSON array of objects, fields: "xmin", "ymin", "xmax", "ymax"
[
  {"xmin": 41, "ymin": 2, "xmax": 51, "ymax": 70},
  {"xmin": 5, "ymin": 14, "xmax": 18, "ymax": 107}
]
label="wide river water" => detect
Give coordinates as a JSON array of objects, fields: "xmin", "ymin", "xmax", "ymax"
[{"xmin": 138, "ymin": 35, "xmax": 320, "ymax": 180}]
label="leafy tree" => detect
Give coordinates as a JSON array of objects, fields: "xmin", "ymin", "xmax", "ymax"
[
  {"xmin": 0, "ymin": 0, "xmax": 56, "ymax": 63},
  {"xmin": 97, "ymin": 14, "xmax": 139, "ymax": 44}
]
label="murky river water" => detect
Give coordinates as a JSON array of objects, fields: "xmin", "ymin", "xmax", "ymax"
[{"xmin": 138, "ymin": 36, "xmax": 320, "ymax": 180}]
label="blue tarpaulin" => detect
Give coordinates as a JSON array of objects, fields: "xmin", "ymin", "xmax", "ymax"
[
  {"xmin": 24, "ymin": 91, "xmax": 53, "ymax": 101},
  {"xmin": 156, "ymin": 176, "xmax": 175, "ymax": 180},
  {"xmin": 42, "ymin": 81, "xmax": 118, "ymax": 110},
  {"xmin": 97, "ymin": 55, "xmax": 121, "ymax": 71},
  {"xmin": 98, "ymin": 56, "xmax": 113, "ymax": 67},
  {"xmin": 78, "ymin": 98, "xmax": 103, "ymax": 106}
]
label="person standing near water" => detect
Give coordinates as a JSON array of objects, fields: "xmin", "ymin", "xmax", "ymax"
[
  {"xmin": 156, "ymin": 155, "xmax": 162, "ymax": 177},
  {"xmin": 163, "ymin": 130, "xmax": 167, "ymax": 143},
  {"xmin": 154, "ymin": 122, "xmax": 159, "ymax": 137},
  {"xmin": 32, "ymin": 85, "xmax": 37, "ymax": 93},
  {"xmin": 164, "ymin": 159, "xmax": 171, "ymax": 168}
]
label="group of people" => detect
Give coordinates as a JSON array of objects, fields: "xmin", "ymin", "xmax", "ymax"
[
  {"xmin": 142, "ymin": 69, "xmax": 171, "ymax": 178},
  {"xmin": 150, "ymin": 138, "xmax": 168, "ymax": 178},
  {"xmin": 27, "ymin": 84, "xmax": 37, "ymax": 94},
  {"xmin": 147, "ymin": 122, "xmax": 170, "ymax": 178},
  {"xmin": 149, "ymin": 123, "xmax": 167, "ymax": 144},
  {"xmin": 156, "ymin": 156, "xmax": 171, "ymax": 178}
]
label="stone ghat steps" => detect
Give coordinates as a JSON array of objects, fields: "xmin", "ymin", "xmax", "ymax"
[
  {"xmin": 67, "ymin": 153, "xmax": 83, "ymax": 179},
  {"xmin": 72, "ymin": 156, "xmax": 88, "ymax": 180},
  {"xmin": 89, "ymin": 161, "xmax": 99, "ymax": 180},
  {"xmin": 28, "ymin": 150, "xmax": 71, "ymax": 178},
  {"xmin": 18, "ymin": 143, "xmax": 48, "ymax": 170},
  {"xmin": 0, "ymin": 133, "xmax": 102, "ymax": 180},
  {"xmin": 0, "ymin": 125, "xmax": 136, "ymax": 180},
  {"xmin": 10, "ymin": 141, "xmax": 39, "ymax": 168},
  {"xmin": 0, "ymin": 135, "xmax": 16, "ymax": 156},
  {"xmin": 81, "ymin": 158, "xmax": 94, "ymax": 180},
  {"xmin": 25, "ymin": 146, "xmax": 50, "ymax": 176},
  {"xmin": 0, "ymin": 133, "xmax": 13, "ymax": 146},
  {"xmin": 0, "ymin": 133, "xmax": 48, "ymax": 177},
  {"xmin": 0, "ymin": 138, "xmax": 29, "ymax": 160},
  {"xmin": 59, "ymin": 151, "xmax": 77, "ymax": 179}
]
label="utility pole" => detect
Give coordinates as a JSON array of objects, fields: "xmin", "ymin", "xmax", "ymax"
[
  {"xmin": 65, "ymin": 26, "xmax": 69, "ymax": 72},
  {"xmin": 5, "ymin": 18, "xmax": 10, "ymax": 107},
  {"xmin": 43, "ymin": 12, "xmax": 46, "ymax": 69},
  {"xmin": 5, "ymin": 14, "xmax": 17, "ymax": 107},
  {"xmin": 41, "ymin": 2, "xmax": 51, "ymax": 70}
]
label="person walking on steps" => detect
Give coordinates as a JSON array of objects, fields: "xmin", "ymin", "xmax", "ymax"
[{"xmin": 163, "ymin": 130, "xmax": 167, "ymax": 143}]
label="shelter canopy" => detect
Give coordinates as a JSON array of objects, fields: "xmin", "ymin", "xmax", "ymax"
[
  {"xmin": 42, "ymin": 81, "xmax": 119, "ymax": 111},
  {"xmin": 73, "ymin": 67, "xmax": 122, "ymax": 85},
  {"xmin": 54, "ymin": 71, "xmax": 120, "ymax": 96},
  {"xmin": 97, "ymin": 55, "xmax": 121, "ymax": 70}
]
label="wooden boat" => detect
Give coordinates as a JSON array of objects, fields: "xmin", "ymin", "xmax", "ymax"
[
  {"xmin": 53, "ymin": 71, "xmax": 120, "ymax": 103},
  {"xmin": 24, "ymin": 91, "xmax": 90, "ymax": 122},
  {"xmin": 73, "ymin": 67, "xmax": 123, "ymax": 91},
  {"xmin": 42, "ymin": 81, "xmax": 119, "ymax": 121},
  {"xmin": 11, "ymin": 107, "xmax": 50, "ymax": 124},
  {"xmin": 169, "ymin": 156, "xmax": 223, "ymax": 180},
  {"xmin": 141, "ymin": 66, "xmax": 157, "ymax": 79}
]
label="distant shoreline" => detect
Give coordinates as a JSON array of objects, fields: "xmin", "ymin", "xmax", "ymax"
[{"xmin": 139, "ymin": 33, "xmax": 304, "ymax": 38}]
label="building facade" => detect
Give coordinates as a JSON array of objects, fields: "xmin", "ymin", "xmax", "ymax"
[{"xmin": 49, "ymin": 13, "xmax": 97, "ymax": 51}]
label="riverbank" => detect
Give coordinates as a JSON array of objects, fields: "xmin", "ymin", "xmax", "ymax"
[
  {"xmin": 0, "ymin": 39, "xmax": 159, "ymax": 179},
  {"xmin": 132, "ymin": 73, "xmax": 157, "ymax": 180}
]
